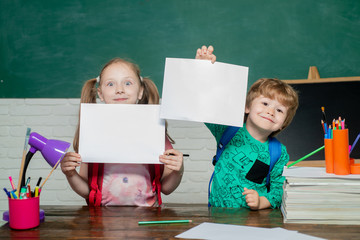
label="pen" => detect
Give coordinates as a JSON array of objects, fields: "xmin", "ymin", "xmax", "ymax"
[
  {"xmin": 169, "ymin": 153, "xmax": 190, "ymax": 157},
  {"xmin": 25, "ymin": 177, "xmax": 31, "ymax": 186},
  {"xmin": 138, "ymin": 220, "xmax": 192, "ymax": 225}
]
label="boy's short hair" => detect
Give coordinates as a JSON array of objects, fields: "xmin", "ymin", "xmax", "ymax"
[{"xmin": 245, "ymin": 78, "xmax": 299, "ymax": 137}]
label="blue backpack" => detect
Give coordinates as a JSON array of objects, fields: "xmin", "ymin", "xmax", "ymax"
[{"xmin": 208, "ymin": 126, "xmax": 282, "ymax": 207}]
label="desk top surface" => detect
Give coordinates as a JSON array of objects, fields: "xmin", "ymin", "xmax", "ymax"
[{"xmin": 1, "ymin": 203, "xmax": 359, "ymax": 240}]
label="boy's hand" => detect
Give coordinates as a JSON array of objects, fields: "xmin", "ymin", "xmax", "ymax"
[
  {"xmin": 243, "ymin": 187, "xmax": 260, "ymax": 210},
  {"xmin": 61, "ymin": 152, "xmax": 82, "ymax": 177},
  {"xmin": 159, "ymin": 149, "xmax": 184, "ymax": 172},
  {"xmin": 195, "ymin": 45, "xmax": 216, "ymax": 63}
]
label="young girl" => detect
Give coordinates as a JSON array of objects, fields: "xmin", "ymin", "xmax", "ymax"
[
  {"xmin": 196, "ymin": 46, "xmax": 298, "ymax": 210},
  {"xmin": 61, "ymin": 58, "xmax": 184, "ymax": 207}
]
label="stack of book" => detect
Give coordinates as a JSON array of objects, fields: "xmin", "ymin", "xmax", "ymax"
[{"xmin": 281, "ymin": 166, "xmax": 360, "ymax": 225}]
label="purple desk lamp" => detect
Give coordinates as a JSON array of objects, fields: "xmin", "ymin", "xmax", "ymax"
[{"xmin": 21, "ymin": 132, "xmax": 71, "ymax": 187}]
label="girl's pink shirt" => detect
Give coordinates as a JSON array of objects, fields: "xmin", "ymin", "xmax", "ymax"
[{"xmin": 101, "ymin": 137, "xmax": 172, "ymax": 206}]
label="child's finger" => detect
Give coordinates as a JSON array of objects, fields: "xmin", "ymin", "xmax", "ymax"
[
  {"xmin": 201, "ymin": 45, "xmax": 207, "ymax": 52},
  {"xmin": 208, "ymin": 45, "xmax": 214, "ymax": 54},
  {"xmin": 196, "ymin": 48, "xmax": 202, "ymax": 58},
  {"xmin": 211, "ymin": 55, "xmax": 216, "ymax": 64},
  {"xmin": 160, "ymin": 158, "xmax": 182, "ymax": 171}
]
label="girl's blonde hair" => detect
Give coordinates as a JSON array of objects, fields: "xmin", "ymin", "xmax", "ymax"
[
  {"xmin": 245, "ymin": 78, "xmax": 299, "ymax": 137},
  {"xmin": 73, "ymin": 58, "xmax": 173, "ymax": 152}
]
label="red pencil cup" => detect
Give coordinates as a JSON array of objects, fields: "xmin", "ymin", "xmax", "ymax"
[
  {"xmin": 333, "ymin": 129, "xmax": 351, "ymax": 175},
  {"xmin": 324, "ymin": 138, "xmax": 334, "ymax": 173},
  {"xmin": 8, "ymin": 197, "xmax": 40, "ymax": 230}
]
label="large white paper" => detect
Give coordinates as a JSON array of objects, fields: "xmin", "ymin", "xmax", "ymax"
[
  {"xmin": 79, "ymin": 104, "xmax": 165, "ymax": 164},
  {"xmin": 160, "ymin": 58, "xmax": 248, "ymax": 127},
  {"xmin": 175, "ymin": 222, "xmax": 325, "ymax": 240}
]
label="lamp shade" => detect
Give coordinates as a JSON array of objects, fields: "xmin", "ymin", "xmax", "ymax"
[{"xmin": 28, "ymin": 132, "xmax": 71, "ymax": 167}]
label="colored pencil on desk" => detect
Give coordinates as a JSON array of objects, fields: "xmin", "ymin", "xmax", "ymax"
[{"xmin": 138, "ymin": 220, "xmax": 192, "ymax": 225}]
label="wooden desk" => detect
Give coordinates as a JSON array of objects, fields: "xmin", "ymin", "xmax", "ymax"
[{"xmin": 1, "ymin": 204, "xmax": 359, "ymax": 239}]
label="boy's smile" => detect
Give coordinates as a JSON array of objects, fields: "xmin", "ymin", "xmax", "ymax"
[{"xmin": 245, "ymin": 95, "xmax": 288, "ymax": 142}]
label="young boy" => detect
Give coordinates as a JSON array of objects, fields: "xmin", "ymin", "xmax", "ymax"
[{"xmin": 196, "ymin": 46, "xmax": 299, "ymax": 210}]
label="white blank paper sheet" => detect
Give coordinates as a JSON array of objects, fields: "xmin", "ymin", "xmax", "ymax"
[
  {"xmin": 160, "ymin": 58, "xmax": 248, "ymax": 127},
  {"xmin": 175, "ymin": 222, "xmax": 325, "ymax": 240},
  {"xmin": 79, "ymin": 104, "xmax": 165, "ymax": 164}
]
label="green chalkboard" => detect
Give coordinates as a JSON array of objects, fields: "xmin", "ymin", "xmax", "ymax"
[{"xmin": 1, "ymin": 0, "xmax": 360, "ymax": 98}]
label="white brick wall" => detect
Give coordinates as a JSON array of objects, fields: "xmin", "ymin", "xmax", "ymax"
[{"xmin": 0, "ymin": 99, "xmax": 216, "ymax": 213}]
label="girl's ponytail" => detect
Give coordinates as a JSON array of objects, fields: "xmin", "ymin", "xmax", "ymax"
[
  {"xmin": 73, "ymin": 78, "xmax": 98, "ymax": 152},
  {"xmin": 139, "ymin": 77, "xmax": 160, "ymax": 104},
  {"xmin": 80, "ymin": 78, "xmax": 98, "ymax": 104}
]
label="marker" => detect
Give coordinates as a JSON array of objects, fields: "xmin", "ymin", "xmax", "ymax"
[
  {"xmin": 9, "ymin": 176, "xmax": 16, "ymax": 191},
  {"xmin": 19, "ymin": 187, "xmax": 27, "ymax": 199},
  {"xmin": 27, "ymin": 184, "xmax": 32, "ymax": 198},
  {"xmin": 11, "ymin": 190, "xmax": 18, "ymax": 199},
  {"xmin": 138, "ymin": 220, "xmax": 192, "ymax": 225},
  {"xmin": 287, "ymin": 145, "xmax": 325, "ymax": 168},
  {"xmin": 3, "ymin": 188, "xmax": 11, "ymax": 198},
  {"xmin": 34, "ymin": 186, "xmax": 39, "ymax": 197},
  {"xmin": 36, "ymin": 177, "xmax": 42, "ymax": 187}
]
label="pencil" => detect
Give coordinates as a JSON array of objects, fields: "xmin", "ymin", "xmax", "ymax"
[
  {"xmin": 321, "ymin": 107, "xmax": 327, "ymax": 123},
  {"xmin": 138, "ymin": 220, "xmax": 192, "ymax": 225},
  {"xmin": 287, "ymin": 145, "xmax": 325, "ymax": 168}
]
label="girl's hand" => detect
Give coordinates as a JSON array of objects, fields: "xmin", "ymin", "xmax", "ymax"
[
  {"xmin": 243, "ymin": 187, "xmax": 260, "ymax": 210},
  {"xmin": 61, "ymin": 152, "xmax": 82, "ymax": 177},
  {"xmin": 159, "ymin": 149, "xmax": 183, "ymax": 172},
  {"xmin": 195, "ymin": 45, "xmax": 216, "ymax": 63}
]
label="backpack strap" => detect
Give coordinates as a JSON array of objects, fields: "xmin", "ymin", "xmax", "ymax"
[
  {"xmin": 266, "ymin": 137, "xmax": 282, "ymax": 192},
  {"xmin": 151, "ymin": 164, "xmax": 163, "ymax": 205},
  {"xmin": 88, "ymin": 163, "xmax": 104, "ymax": 207},
  {"xmin": 209, "ymin": 126, "xmax": 239, "ymax": 206},
  {"xmin": 212, "ymin": 126, "xmax": 240, "ymax": 166}
]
